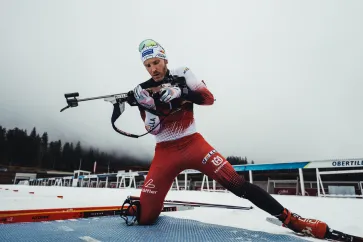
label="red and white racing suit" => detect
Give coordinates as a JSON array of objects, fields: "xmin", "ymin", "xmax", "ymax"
[
  {"xmin": 132, "ymin": 67, "xmax": 330, "ymax": 240},
  {"xmin": 136, "ymin": 66, "xmax": 246, "ymax": 225}
]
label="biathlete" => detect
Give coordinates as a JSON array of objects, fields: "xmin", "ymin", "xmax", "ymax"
[{"xmin": 121, "ymin": 39, "xmax": 329, "ymax": 240}]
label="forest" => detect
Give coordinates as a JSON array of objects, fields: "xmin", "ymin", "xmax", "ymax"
[{"xmin": 0, "ymin": 125, "xmax": 253, "ymax": 173}]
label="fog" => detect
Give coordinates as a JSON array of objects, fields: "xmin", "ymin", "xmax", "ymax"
[{"xmin": 1, "ymin": 0, "xmax": 362, "ymax": 164}]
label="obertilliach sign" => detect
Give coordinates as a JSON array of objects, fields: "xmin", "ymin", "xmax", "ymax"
[{"xmin": 304, "ymin": 159, "xmax": 363, "ymax": 169}]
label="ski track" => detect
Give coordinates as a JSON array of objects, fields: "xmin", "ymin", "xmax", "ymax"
[{"xmin": 0, "ymin": 185, "xmax": 361, "ymax": 241}]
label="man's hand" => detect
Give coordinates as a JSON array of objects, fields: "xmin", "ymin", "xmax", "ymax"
[
  {"xmin": 133, "ymin": 85, "xmax": 156, "ymax": 110},
  {"xmin": 159, "ymin": 86, "xmax": 181, "ymax": 103}
]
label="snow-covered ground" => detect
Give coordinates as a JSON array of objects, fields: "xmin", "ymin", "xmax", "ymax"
[{"xmin": 0, "ymin": 184, "xmax": 362, "ymax": 241}]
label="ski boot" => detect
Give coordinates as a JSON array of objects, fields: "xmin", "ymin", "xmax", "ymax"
[
  {"xmin": 120, "ymin": 196, "xmax": 141, "ymax": 226},
  {"xmin": 278, "ymin": 208, "xmax": 328, "ymax": 239}
]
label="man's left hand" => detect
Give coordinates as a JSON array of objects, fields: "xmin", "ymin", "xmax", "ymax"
[{"xmin": 159, "ymin": 86, "xmax": 181, "ymax": 103}]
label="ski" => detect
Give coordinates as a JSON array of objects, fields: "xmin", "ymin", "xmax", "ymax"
[
  {"xmin": 161, "ymin": 205, "xmax": 194, "ymax": 212},
  {"xmin": 163, "ymin": 201, "xmax": 252, "ymax": 210},
  {"xmin": 128, "ymin": 196, "xmax": 253, "ymax": 210},
  {"xmin": 266, "ymin": 217, "xmax": 363, "ymax": 242}
]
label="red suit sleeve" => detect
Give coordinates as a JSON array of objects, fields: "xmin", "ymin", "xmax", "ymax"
[{"xmin": 180, "ymin": 67, "xmax": 215, "ymax": 105}]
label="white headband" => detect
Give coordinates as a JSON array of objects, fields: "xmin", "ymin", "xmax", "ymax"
[{"xmin": 140, "ymin": 44, "xmax": 167, "ymax": 63}]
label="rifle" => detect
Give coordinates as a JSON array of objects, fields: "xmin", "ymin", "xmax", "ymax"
[{"xmin": 60, "ymin": 77, "xmax": 187, "ymax": 138}]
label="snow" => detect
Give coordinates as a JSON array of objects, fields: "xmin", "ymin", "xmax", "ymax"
[{"xmin": 0, "ymin": 184, "xmax": 362, "ymax": 241}]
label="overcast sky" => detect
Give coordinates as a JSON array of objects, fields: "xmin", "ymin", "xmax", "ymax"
[{"xmin": 0, "ymin": 0, "xmax": 362, "ymax": 164}]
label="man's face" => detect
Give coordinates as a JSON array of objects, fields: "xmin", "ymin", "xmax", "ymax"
[{"xmin": 143, "ymin": 57, "xmax": 168, "ymax": 82}]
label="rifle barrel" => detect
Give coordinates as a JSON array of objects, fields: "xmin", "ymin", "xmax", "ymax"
[{"xmin": 77, "ymin": 93, "xmax": 128, "ymax": 102}]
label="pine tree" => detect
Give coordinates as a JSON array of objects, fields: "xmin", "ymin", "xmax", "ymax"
[{"xmin": 0, "ymin": 126, "xmax": 6, "ymax": 164}]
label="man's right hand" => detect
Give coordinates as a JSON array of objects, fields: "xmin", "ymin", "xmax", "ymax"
[{"xmin": 133, "ymin": 85, "xmax": 156, "ymax": 110}]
